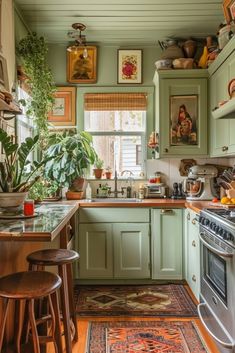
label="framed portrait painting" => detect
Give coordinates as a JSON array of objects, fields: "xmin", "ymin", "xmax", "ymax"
[
  {"xmin": 170, "ymin": 95, "xmax": 198, "ymax": 146},
  {"xmin": 67, "ymin": 46, "xmax": 97, "ymax": 84},
  {"xmin": 223, "ymin": 0, "xmax": 235, "ymax": 23},
  {"xmin": 48, "ymin": 86, "xmax": 76, "ymax": 126},
  {"xmin": 117, "ymin": 49, "xmax": 142, "ymax": 84}
]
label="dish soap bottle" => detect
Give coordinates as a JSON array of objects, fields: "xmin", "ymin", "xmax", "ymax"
[{"xmin": 86, "ymin": 183, "xmax": 92, "ymax": 200}]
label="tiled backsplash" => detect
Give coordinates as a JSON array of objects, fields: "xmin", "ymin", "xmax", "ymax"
[{"xmin": 84, "ymin": 157, "xmax": 235, "ymax": 198}]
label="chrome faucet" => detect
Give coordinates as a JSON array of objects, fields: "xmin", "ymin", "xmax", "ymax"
[
  {"xmin": 121, "ymin": 170, "xmax": 134, "ymax": 177},
  {"xmin": 110, "ymin": 170, "xmax": 124, "ymax": 198}
]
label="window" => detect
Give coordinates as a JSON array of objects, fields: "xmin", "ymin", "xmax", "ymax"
[{"xmin": 84, "ymin": 93, "xmax": 147, "ymax": 177}]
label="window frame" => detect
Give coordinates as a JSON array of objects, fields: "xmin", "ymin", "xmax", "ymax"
[{"xmin": 77, "ymin": 86, "xmax": 154, "ymax": 178}]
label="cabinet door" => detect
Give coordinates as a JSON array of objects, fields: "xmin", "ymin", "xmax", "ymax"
[
  {"xmin": 159, "ymin": 76, "xmax": 207, "ymax": 156},
  {"xmin": 78, "ymin": 223, "xmax": 113, "ymax": 278},
  {"xmin": 113, "ymin": 223, "xmax": 150, "ymax": 278},
  {"xmin": 152, "ymin": 209, "xmax": 183, "ymax": 279},
  {"xmin": 186, "ymin": 210, "xmax": 200, "ymax": 300}
]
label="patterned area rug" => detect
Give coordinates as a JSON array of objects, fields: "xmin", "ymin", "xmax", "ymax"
[
  {"xmin": 75, "ymin": 284, "xmax": 198, "ymax": 317},
  {"xmin": 86, "ymin": 320, "xmax": 209, "ymax": 353}
]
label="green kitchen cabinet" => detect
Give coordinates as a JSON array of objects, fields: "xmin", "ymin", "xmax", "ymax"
[
  {"xmin": 185, "ymin": 209, "xmax": 200, "ymax": 300},
  {"xmin": 209, "ymin": 36, "xmax": 235, "ymax": 157},
  {"xmin": 151, "ymin": 208, "xmax": 183, "ymax": 279},
  {"xmin": 113, "ymin": 223, "xmax": 150, "ymax": 278},
  {"xmin": 77, "ymin": 208, "xmax": 150, "ymax": 279},
  {"xmin": 153, "ymin": 69, "xmax": 208, "ymax": 158}
]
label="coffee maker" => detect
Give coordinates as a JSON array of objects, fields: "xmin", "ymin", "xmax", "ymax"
[{"xmin": 183, "ymin": 165, "xmax": 218, "ymax": 200}]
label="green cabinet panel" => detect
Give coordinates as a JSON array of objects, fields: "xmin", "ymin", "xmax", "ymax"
[
  {"xmin": 209, "ymin": 37, "xmax": 235, "ymax": 157},
  {"xmin": 152, "ymin": 208, "xmax": 183, "ymax": 279},
  {"xmin": 79, "ymin": 223, "xmax": 113, "ymax": 278},
  {"xmin": 77, "ymin": 208, "xmax": 151, "ymax": 280},
  {"xmin": 185, "ymin": 209, "xmax": 200, "ymax": 300},
  {"xmin": 153, "ymin": 70, "xmax": 208, "ymax": 157},
  {"xmin": 113, "ymin": 223, "xmax": 150, "ymax": 278}
]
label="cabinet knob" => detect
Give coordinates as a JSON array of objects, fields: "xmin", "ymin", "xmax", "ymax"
[
  {"xmin": 222, "ymin": 146, "xmax": 228, "ymax": 152},
  {"xmin": 187, "ymin": 212, "xmax": 190, "ymax": 220},
  {"xmin": 192, "ymin": 218, "xmax": 198, "ymax": 225},
  {"xmin": 192, "ymin": 240, "xmax": 196, "ymax": 247},
  {"xmin": 192, "ymin": 275, "xmax": 196, "ymax": 282},
  {"xmin": 164, "ymin": 148, "xmax": 169, "ymax": 153}
]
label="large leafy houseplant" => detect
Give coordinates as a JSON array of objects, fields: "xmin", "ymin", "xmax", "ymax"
[
  {"xmin": 0, "ymin": 128, "xmax": 50, "ymax": 193},
  {"xmin": 17, "ymin": 32, "xmax": 56, "ymax": 146},
  {"xmin": 44, "ymin": 131, "xmax": 97, "ymax": 190}
]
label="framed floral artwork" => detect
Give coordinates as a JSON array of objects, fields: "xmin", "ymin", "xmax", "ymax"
[
  {"xmin": 67, "ymin": 46, "xmax": 97, "ymax": 84},
  {"xmin": 117, "ymin": 49, "xmax": 142, "ymax": 84},
  {"xmin": 170, "ymin": 95, "xmax": 198, "ymax": 146},
  {"xmin": 223, "ymin": 0, "xmax": 235, "ymax": 23},
  {"xmin": 48, "ymin": 86, "xmax": 76, "ymax": 126}
]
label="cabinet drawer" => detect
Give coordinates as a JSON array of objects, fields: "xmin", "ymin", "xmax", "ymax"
[{"xmin": 79, "ymin": 207, "xmax": 150, "ymax": 223}]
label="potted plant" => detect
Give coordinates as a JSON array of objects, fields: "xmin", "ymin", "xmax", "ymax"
[
  {"xmin": 17, "ymin": 32, "xmax": 56, "ymax": 148},
  {"xmin": 0, "ymin": 128, "xmax": 50, "ymax": 208},
  {"xmin": 93, "ymin": 158, "xmax": 104, "ymax": 179},
  {"xmin": 105, "ymin": 166, "xmax": 112, "ymax": 179},
  {"xmin": 43, "ymin": 130, "xmax": 97, "ymax": 199}
]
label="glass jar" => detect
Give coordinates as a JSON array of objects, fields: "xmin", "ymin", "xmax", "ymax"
[{"xmin": 155, "ymin": 172, "xmax": 161, "ymax": 184}]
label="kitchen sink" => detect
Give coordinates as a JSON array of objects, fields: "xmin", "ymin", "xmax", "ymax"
[{"xmin": 87, "ymin": 198, "xmax": 142, "ymax": 203}]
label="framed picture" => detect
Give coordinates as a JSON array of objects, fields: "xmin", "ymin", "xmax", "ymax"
[
  {"xmin": 0, "ymin": 54, "xmax": 9, "ymax": 91},
  {"xmin": 48, "ymin": 86, "xmax": 76, "ymax": 126},
  {"xmin": 117, "ymin": 49, "xmax": 142, "ymax": 84},
  {"xmin": 67, "ymin": 46, "xmax": 97, "ymax": 84},
  {"xmin": 170, "ymin": 95, "xmax": 198, "ymax": 146},
  {"xmin": 223, "ymin": 0, "xmax": 235, "ymax": 23}
]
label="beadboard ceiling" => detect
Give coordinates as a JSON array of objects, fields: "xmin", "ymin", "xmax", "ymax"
[{"xmin": 14, "ymin": 0, "xmax": 224, "ymax": 46}]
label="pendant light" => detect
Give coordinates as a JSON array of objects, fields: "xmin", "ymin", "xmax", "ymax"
[{"xmin": 67, "ymin": 23, "xmax": 88, "ymax": 58}]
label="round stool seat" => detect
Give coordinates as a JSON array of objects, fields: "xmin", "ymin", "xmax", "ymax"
[
  {"xmin": 0, "ymin": 271, "xmax": 62, "ymax": 299},
  {"xmin": 27, "ymin": 249, "xmax": 79, "ymax": 266}
]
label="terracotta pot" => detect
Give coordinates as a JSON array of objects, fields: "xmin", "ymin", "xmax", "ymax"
[
  {"xmin": 65, "ymin": 190, "xmax": 84, "ymax": 200},
  {"xmin": 105, "ymin": 172, "xmax": 112, "ymax": 179},
  {"xmin": 93, "ymin": 169, "xmax": 103, "ymax": 179}
]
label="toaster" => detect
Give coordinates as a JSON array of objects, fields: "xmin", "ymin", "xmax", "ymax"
[{"xmin": 144, "ymin": 183, "xmax": 167, "ymax": 198}]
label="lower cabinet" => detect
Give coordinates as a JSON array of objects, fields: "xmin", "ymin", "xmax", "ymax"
[
  {"xmin": 152, "ymin": 208, "xmax": 183, "ymax": 279},
  {"xmin": 185, "ymin": 209, "xmax": 200, "ymax": 300},
  {"xmin": 77, "ymin": 208, "xmax": 150, "ymax": 279}
]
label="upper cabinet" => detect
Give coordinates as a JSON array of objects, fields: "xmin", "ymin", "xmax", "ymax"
[
  {"xmin": 153, "ymin": 69, "xmax": 208, "ymax": 158},
  {"xmin": 209, "ymin": 37, "xmax": 235, "ymax": 157}
]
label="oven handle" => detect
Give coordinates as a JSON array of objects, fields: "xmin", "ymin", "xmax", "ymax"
[
  {"xmin": 198, "ymin": 303, "xmax": 234, "ymax": 349},
  {"xmin": 199, "ymin": 232, "xmax": 234, "ymax": 258}
]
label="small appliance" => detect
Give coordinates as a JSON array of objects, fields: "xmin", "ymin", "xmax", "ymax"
[
  {"xmin": 144, "ymin": 183, "xmax": 167, "ymax": 198},
  {"xmin": 183, "ymin": 165, "xmax": 218, "ymax": 200}
]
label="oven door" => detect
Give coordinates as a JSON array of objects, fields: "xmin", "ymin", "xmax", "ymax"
[{"xmin": 198, "ymin": 229, "xmax": 235, "ymax": 353}]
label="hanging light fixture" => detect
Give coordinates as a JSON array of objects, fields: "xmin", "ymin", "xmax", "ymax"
[{"xmin": 67, "ymin": 23, "xmax": 88, "ymax": 58}]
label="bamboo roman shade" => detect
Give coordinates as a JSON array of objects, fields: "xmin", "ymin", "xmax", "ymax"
[{"xmin": 84, "ymin": 93, "xmax": 147, "ymax": 111}]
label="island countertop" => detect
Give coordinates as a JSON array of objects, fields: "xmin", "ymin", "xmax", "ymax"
[{"xmin": 0, "ymin": 201, "xmax": 79, "ymax": 241}]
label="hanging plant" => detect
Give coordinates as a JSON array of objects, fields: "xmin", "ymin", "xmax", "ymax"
[{"xmin": 17, "ymin": 32, "xmax": 56, "ymax": 147}]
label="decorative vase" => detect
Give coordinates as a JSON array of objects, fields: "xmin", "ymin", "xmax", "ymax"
[
  {"xmin": 183, "ymin": 39, "xmax": 197, "ymax": 58},
  {"xmin": 93, "ymin": 169, "xmax": 103, "ymax": 179}
]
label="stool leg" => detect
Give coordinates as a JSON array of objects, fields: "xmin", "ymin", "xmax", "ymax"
[
  {"xmin": 58, "ymin": 264, "xmax": 72, "ymax": 353},
  {"xmin": 28, "ymin": 299, "xmax": 40, "ymax": 353},
  {"xmin": 50, "ymin": 292, "xmax": 63, "ymax": 353},
  {"xmin": 14, "ymin": 299, "xmax": 25, "ymax": 353},
  {"xmin": 0, "ymin": 298, "xmax": 10, "ymax": 352},
  {"xmin": 66, "ymin": 263, "xmax": 78, "ymax": 341}
]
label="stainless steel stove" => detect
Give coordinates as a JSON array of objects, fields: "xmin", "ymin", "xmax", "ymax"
[{"xmin": 198, "ymin": 208, "xmax": 235, "ymax": 353}]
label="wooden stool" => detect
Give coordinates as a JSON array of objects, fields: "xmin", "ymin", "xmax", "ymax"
[
  {"xmin": 27, "ymin": 249, "xmax": 79, "ymax": 353},
  {"xmin": 0, "ymin": 271, "xmax": 62, "ymax": 353}
]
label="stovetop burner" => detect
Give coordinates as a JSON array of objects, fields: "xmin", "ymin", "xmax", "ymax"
[{"xmin": 207, "ymin": 208, "xmax": 235, "ymax": 222}]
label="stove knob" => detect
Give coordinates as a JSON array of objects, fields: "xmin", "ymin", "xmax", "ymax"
[
  {"xmin": 218, "ymin": 227, "xmax": 224, "ymax": 236},
  {"xmin": 204, "ymin": 219, "xmax": 210, "ymax": 226},
  {"xmin": 214, "ymin": 225, "xmax": 220, "ymax": 234},
  {"xmin": 210, "ymin": 222, "xmax": 215, "ymax": 230},
  {"xmin": 221, "ymin": 230, "xmax": 227, "ymax": 239},
  {"xmin": 226, "ymin": 232, "xmax": 234, "ymax": 242}
]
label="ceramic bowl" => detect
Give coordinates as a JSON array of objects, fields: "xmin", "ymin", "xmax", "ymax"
[
  {"xmin": 0, "ymin": 192, "xmax": 27, "ymax": 208},
  {"xmin": 155, "ymin": 59, "xmax": 172, "ymax": 70}
]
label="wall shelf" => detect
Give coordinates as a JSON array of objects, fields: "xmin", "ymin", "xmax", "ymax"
[
  {"xmin": 212, "ymin": 98, "xmax": 235, "ymax": 119},
  {"xmin": 0, "ymin": 98, "xmax": 22, "ymax": 119}
]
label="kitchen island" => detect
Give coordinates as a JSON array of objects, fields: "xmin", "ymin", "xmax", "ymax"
[{"xmin": 0, "ymin": 201, "xmax": 78, "ymax": 346}]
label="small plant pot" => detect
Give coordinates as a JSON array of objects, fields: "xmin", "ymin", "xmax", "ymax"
[
  {"xmin": 66, "ymin": 190, "xmax": 84, "ymax": 200},
  {"xmin": 93, "ymin": 168, "xmax": 103, "ymax": 179},
  {"xmin": 105, "ymin": 172, "xmax": 112, "ymax": 179}
]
